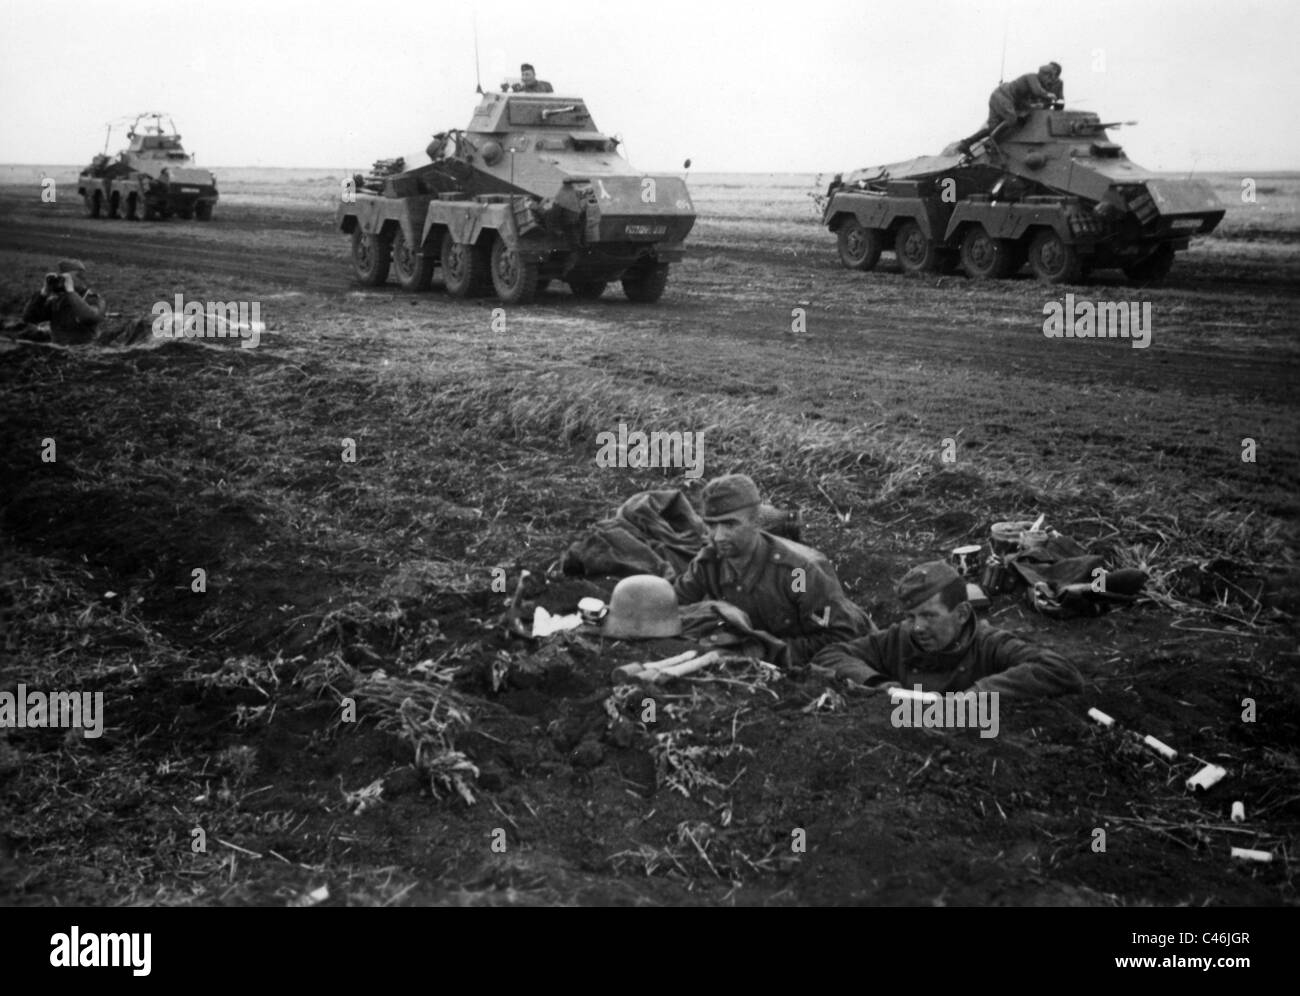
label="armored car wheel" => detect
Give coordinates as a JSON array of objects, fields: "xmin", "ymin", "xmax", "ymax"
[
  {"xmin": 351, "ymin": 227, "xmax": 392, "ymax": 286},
  {"xmin": 622, "ymin": 263, "xmax": 670, "ymax": 303},
  {"xmin": 894, "ymin": 219, "xmax": 940, "ymax": 274},
  {"xmin": 140, "ymin": 198, "xmax": 158, "ymax": 221},
  {"xmin": 125, "ymin": 194, "xmax": 140, "ymax": 221},
  {"xmin": 490, "ymin": 237, "xmax": 540, "ymax": 305},
  {"xmin": 176, "ymin": 207, "xmax": 194, "ymax": 220},
  {"xmin": 836, "ymin": 220, "xmax": 883, "ymax": 271},
  {"xmin": 441, "ymin": 233, "xmax": 488, "ymax": 298},
  {"xmin": 568, "ymin": 279, "xmax": 607, "ymax": 299},
  {"xmin": 1123, "ymin": 244, "xmax": 1175, "ymax": 284},
  {"xmin": 960, "ymin": 225, "xmax": 1017, "ymax": 279},
  {"xmin": 1027, "ymin": 229, "xmax": 1083, "ymax": 284},
  {"xmin": 83, "ymin": 191, "xmax": 102, "ymax": 218},
  {"xmin": 107, "ymin": 192, "xmax": 121, "ymax": 218},
  {"xmin": 391, "ymin": 227, "xmax": 434, "ymax": 292},
  {"xmin": 195, "ymin": 201, "xmax": 214, "ymax": 221}
]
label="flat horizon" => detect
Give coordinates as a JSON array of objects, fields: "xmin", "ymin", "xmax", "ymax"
[{"xmin": 3, "ymin": 163, "xmax": 1298, "ymax": 178}]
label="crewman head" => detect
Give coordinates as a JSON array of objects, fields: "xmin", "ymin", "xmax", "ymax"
[
  {"xmin": 521, "ymin": 63, "xmax": 538, "ymax": 86},
  {"xmin": 57, "ymin": 258, "xmax": 88, "ymax": 293},
  {"xmin": 897, "ymin": 561, "xmax": 971, "ymax": 652},
  {"xmin": 701, "ymin": 474, "xmax": 763, "ymax": 564}
]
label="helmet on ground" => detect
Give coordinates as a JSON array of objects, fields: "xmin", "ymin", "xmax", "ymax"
[{"xmin": 602, "ymin": 575, "xmax": 682, "ymax": 639}]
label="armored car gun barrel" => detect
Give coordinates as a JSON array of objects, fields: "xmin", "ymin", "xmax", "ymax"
[
  {"xmin": 338, "ymin": 91, "xmax": 696, "ymax": 304},
  {"xmin": 823, "ymin": 107, "xmax": 1224, "ymax": 283}
]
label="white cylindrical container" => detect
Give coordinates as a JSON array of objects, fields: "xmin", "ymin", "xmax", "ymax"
[
  {"xmin": 1185, "ymin": 763, "xmax": 1227, "ymax": 791},
  {"xmin": 1231, "ymin": 801, "xmax": 1246, "ymax": 824},
  {"xmin": 1142, "ymin": 735, "xmax": 1178, "ymax": 760},
  {"xmin": 1230, "ymin": 847, "xmax": 1272, "ymax": 863},
  {"xmin": 951, "ymin": 544, "xmax": 985, "ymax": 579},
  {"xmin": 1087, "ymin": 707, "xmax": 1114, "ymax": 727}
]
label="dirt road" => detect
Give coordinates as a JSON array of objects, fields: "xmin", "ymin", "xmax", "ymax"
[{"xmin": 3, "ymin": 195, "xmax": 1298, "ymax": 406}]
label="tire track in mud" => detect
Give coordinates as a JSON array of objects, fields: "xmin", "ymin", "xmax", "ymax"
[
  {"xmin": 0, "ymin": 218, "xmax": 344, "ymax": 294},
  {"xmin": 679, "ymin": 270, "xmax": 1300, "ymax": 403},
  {"xmin": 3, "ymin": 216, "xmax": 1296, "ymax": 403}
]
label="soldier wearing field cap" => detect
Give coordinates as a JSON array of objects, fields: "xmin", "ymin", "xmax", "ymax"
[
  {"xmin": 956, "ymin": 62, "xmax": 1064, "ymax": 155},
  {"xmin": 511, "ymin": 64, "xmax": 554, "ymax": 93},
  {"xmin": 812, "ymin": 560, "xmax": 1082, "ymax": 697},
  {"xmin": 673, "ymin": 474, "xmax": 871, "ymax": 667},
  {"xmin": 20, "ymin": 259, "xmax": 105, "ymax": 345}
]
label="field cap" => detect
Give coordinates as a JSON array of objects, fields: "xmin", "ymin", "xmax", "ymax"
[
  {"xmin": 897, "ymin": 561, "xmax": 964, "ymax": 610},
  {"xmin": 57, "ymin": 259, "xmax": 86, "ymax": 274},
  {"xmin": 521, "ymin": 63, "xmax": 535, "ymax": 72},
  {"xmin": 702, "ymin": 474, "xmax": 761, "ymax": 522}
]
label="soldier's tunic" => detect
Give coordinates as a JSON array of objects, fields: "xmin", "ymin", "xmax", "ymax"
[
  {"xmin": 513, "ymin": 80, "xmax": 554, "ymax": 93},
  {"xmin": 673, "ymin": 531, "xmax": 870, "ymax": 665},
  {"xmin": 812, "ymin": 616, "xmax": 1082, "ymax": 698},
  {"xmin": 987, "ymin": 72, "xmax": 1056, "ymax": 128},
  {"xmin": 21, "ymin": 289, "xmax": 105, "ymax": 345}
]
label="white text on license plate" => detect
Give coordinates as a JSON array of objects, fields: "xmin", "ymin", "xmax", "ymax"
[{"xmin": 625, "ymin": 225, "xmax": 666, "ymax": 236}]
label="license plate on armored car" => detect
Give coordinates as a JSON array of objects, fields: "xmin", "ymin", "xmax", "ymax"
[{"xmin": 625, "ymin": 224, "xmax": 667, "ymax": 237}]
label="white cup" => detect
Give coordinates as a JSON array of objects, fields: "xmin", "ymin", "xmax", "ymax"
[
  {"xmin": 578, "ymin": 597, "xmax": 608, "ymax": 625},
  {"xmin": 951, "ymin": 544, "xmax": 984, "ymax": 579}
]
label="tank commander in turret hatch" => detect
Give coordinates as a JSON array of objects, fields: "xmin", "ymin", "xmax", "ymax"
[
  {"xmin": 956, "ymin": 62, "xmax": 1063, "ymax": 156},
  {"xmin": 508, "ymin": 63, "xmax": 554, "ymax": 93}
]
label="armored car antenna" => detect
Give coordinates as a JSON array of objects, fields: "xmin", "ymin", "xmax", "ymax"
[
  {"xmin": 473, "ymin": 16, "xmax": 483, "ymax": 94},
  {"xmin": 998, "ymin": 21, "xmax": 1007, "ymax": 83}
]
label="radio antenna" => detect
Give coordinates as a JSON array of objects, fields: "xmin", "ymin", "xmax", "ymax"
[
  {"xmin": 998, "ymin": 20, "xmax": 1007, "ymax": 83},
  {"xmin": 473, "ymin": 16, "xmax": 483, "ymax": 94}
]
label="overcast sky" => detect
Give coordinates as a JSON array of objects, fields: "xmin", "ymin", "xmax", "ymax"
[{"xmin": 2, "ymin": 0, "xmax": 1295, "ymax": 173}]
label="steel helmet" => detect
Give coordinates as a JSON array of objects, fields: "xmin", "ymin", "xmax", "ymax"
[{"xmin": 602, "ymin": 575, "xmax": 682, "ymax": 639}]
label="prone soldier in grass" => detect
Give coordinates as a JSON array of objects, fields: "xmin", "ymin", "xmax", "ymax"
[
  {"xmin": 812, "ymin": 560, "xmax": 1082, "ymax": 697},
  {"xmin": 20, "ymin": 259, "xmax": 105, "ymax": 345},
  {"xmin": 672, "ymin": 474, "xmax": 871, "ymax": 667}
]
